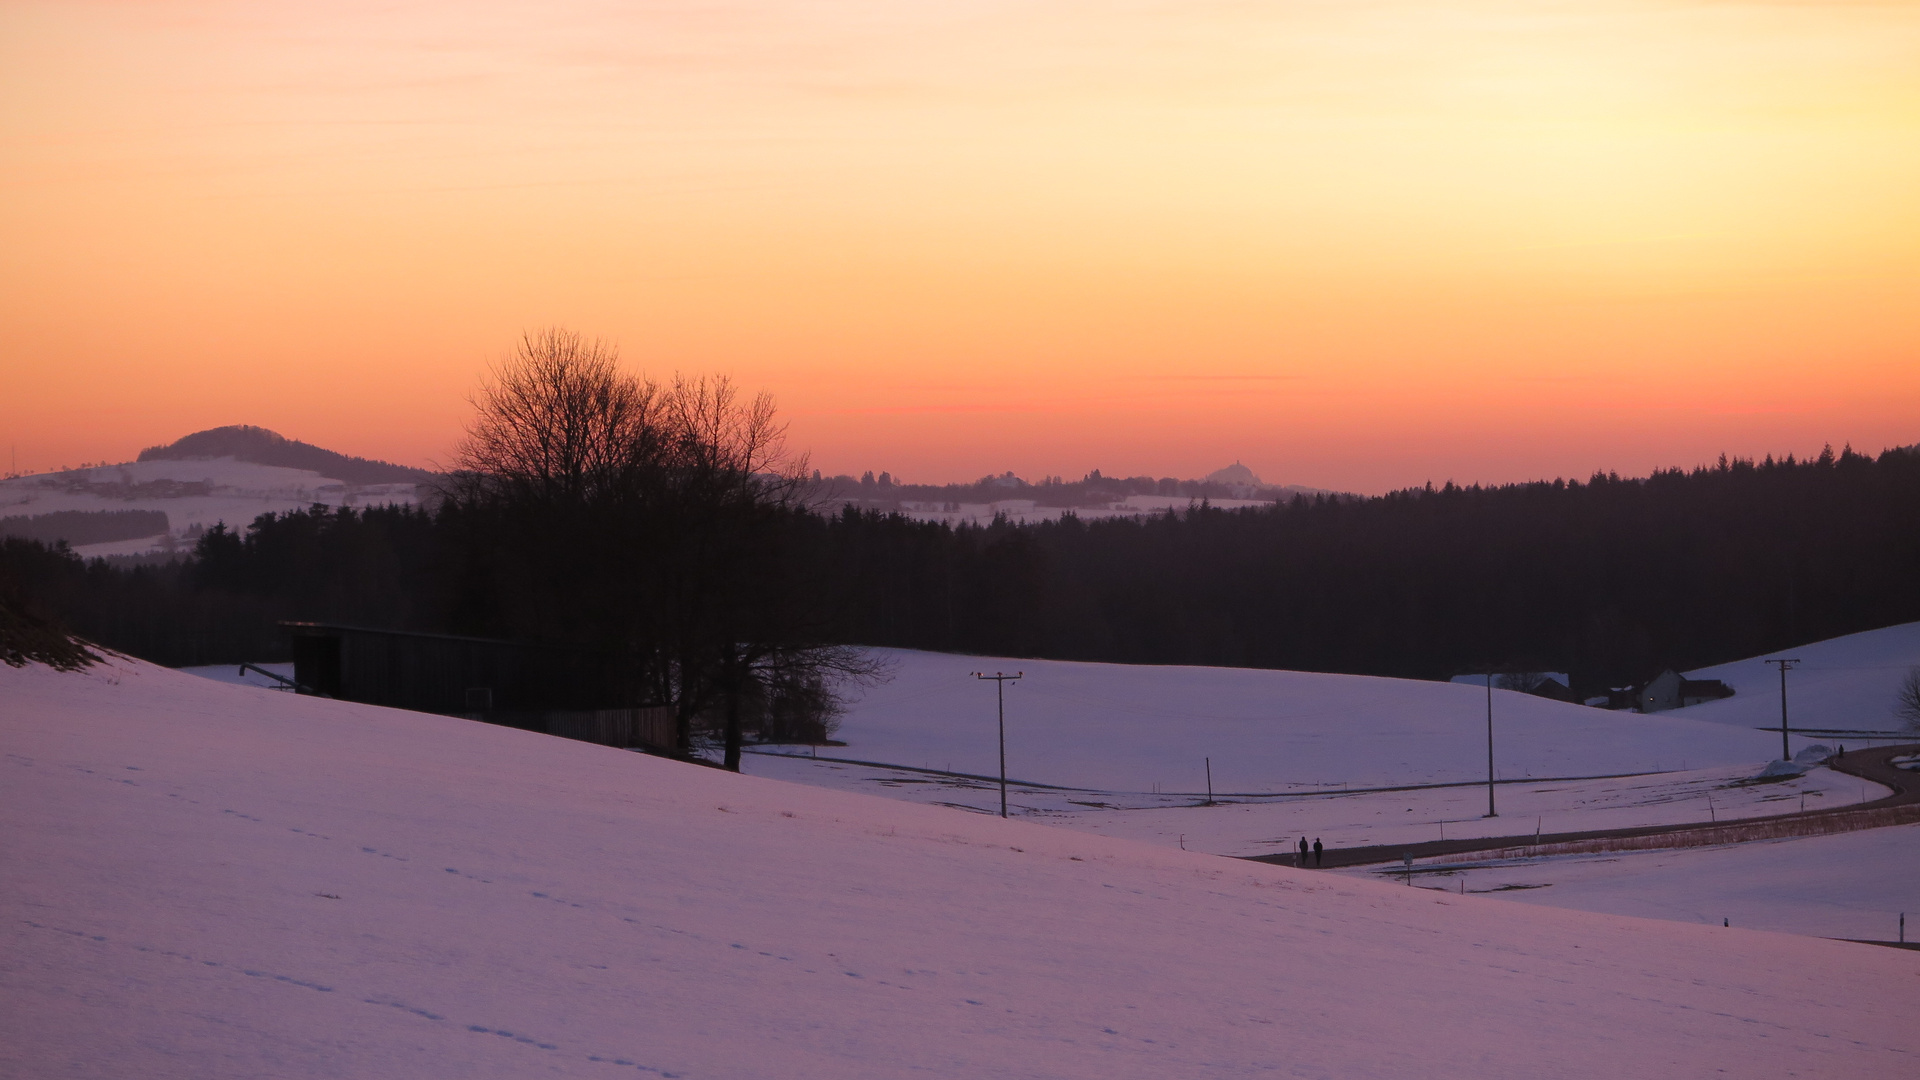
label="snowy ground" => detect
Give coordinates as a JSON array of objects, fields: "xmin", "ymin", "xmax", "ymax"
[
  {"xmin": 0, "ymin": 458, "xmax": 422, "ymax": 557},
  {"xmin": 183, "ymin": 666, "xmax": 1898, "ymax": 857},
  {"xmin": 181, "ymin": 661, "xmax": 298, "ymax": 690},
  {"xmin": 796, "ymin": 648, "xmax": 1791, "ymax": 795},
  {"xmin": 1358, "ymin": 826, "xmax": 1920, "ymax": 943},
  {"xmin": 733, "ymin": 632, "xmax": 1918, "ymax": 856},
  {"xmin": 183, "ymin": 631, "xmax": 1914, "ymax": 945},
  {"xmin": 1682, "ymin": 621, "xmax": 1920, "ymax": 740},
  {"xmin": 743, "ymin": 752, "xmax": 1887, "ymax": 857},
  {"xmin": 6, "ymin": 657, "xmax": 1915, "ymax": 1079}
]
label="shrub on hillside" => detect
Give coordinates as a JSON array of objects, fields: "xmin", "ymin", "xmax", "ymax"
[{"xmin": 0, "ymin": 541, "xmax": 98, "ymax": 670}]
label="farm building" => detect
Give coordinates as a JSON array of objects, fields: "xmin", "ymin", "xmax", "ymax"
[
  {"xmin": 284, "ymin": 622, "xmax": 675, "ymax": 750},
  {"xmin": 1637, "ymin": 668, "xmax": 1736, "ymax": 713}
]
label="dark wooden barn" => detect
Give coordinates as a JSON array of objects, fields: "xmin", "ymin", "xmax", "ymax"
[{"xmin": 285, "ymin": 622, "xmax": 676, "ymax": 750}]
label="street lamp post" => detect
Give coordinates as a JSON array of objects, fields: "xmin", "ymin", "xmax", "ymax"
[{"xmin": 972, "ymin": 671, "xmax": 1022, "ymax": 817}]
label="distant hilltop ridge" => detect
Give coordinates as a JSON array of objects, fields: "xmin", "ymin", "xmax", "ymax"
[{"xmin": 138, "ymin": 426, "xmax": 437, "ymax": 486}]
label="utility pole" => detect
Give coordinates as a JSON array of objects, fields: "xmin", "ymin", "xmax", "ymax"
[
  {"xmin": 972, "ymin": 671, "xmax": 1022, "ymax": 818},
  {"xmin": 1763, "ymin": 658, "xmax": 1800, "ymax": 761},
  {"xmin": 1485, "ymin": 673, "xmax": 1498, "ymax": 818}
]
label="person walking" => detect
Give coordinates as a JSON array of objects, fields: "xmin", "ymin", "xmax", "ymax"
[
  {"xmin": 1313, "ymin": 838, "xmax": 1324, "ymax": 867},
  {"xmin": 1298, "ymin": 837, "xmax": 1310, "ymax": 867}
]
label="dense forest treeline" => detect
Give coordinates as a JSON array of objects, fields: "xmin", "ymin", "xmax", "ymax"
[
  {"xmin": 807, "ymin": 465, "xmax": 1319, "ymax": 513},
  {"xmin": 1, "ymin": 509, "xmax": 170, "ymax": 546},
  {"xmin": 818, "ymin": 446, "xmax": 1920, "ymax": 688},
  {"xmin": 6, "ymin": 444, "xmax": 1919, "ymax": 692}
]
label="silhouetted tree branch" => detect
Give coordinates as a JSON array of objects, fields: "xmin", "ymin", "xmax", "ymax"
[{"xmin": 1897, "ymin": 666, "xmax": 1920, "ymax": 732}]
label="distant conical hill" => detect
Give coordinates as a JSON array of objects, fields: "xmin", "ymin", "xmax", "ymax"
[
  {"xmin": 138, "ymin": 426, "xmax": 436, "ymax": 485},
  {"xmin": 1203, "ymin": 461, "xmax": 1263, "ymax": 487}
]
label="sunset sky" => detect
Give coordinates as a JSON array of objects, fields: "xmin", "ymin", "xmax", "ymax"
[{"xmin": 2, "ymin": 1, "xmax": 1916, "ymax": 492}]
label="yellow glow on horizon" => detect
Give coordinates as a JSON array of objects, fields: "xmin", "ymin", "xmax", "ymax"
[{"xmin": 2, "ymin": 1, "xmax": 1916, "ymax": 491}]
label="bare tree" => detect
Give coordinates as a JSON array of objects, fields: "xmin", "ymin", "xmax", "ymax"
[
  {"xmin": 1497, "ymin": 671, "xmax": 1550, "ymax": 694},
  {"xmin": 647, "ymin": 374, "xmax": 884, "ymax": 768},
  {"xmin": 1897, "ymin": 666, "xmax": 1920, "ymax": 732},
  {"xmin": 449, "ymin": 328, "xmax": 887, "ymax": 769},
  {"xmin": 452, "ymin": 328, "xmax": 661, "ymax": 506},
  {"xmin": 661, "ymin": 375, "xmax": 801, "ymax": 495}
]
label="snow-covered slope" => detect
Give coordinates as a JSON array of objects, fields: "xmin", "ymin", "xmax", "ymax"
[
  {"xmin": 746, "ymin": 751, "xmax": 1884, "ymax": 857},
  {"xmin": 820, "ymin": 649, "xmax": 1774, "ymax": 795},
  {"xmin": 4, "ymin": 659, "xmax": 1913, "ymax": 1078},
  {"xmin": 1393, "ymin": 824, "xmax": 1920, "ymax": 942},
  {"xmin": 1681, "ymin": 620, "xmax": 1920, "ymax": 738},
  {"xmin": 0, "ymin": 457, "xmax": 424, "ymax": 556}
]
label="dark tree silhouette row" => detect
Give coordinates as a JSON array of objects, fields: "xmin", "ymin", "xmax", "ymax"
[
  {"xmin": 5, "ymin": 444, "xmax": 1917, "ymax": 698},
  {"xmin": 812, "ymin": 445, "xmax": 1920, "ymax": 691}
]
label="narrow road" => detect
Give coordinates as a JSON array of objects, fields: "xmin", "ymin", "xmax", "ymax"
[{"xmin": 1242, "ymin": 743, "xmax": 1920, "ymax": 870}]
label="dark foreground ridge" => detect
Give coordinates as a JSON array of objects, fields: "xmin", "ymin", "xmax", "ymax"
[{"xmin": 1242, "ymin": 744, "xmax": 1920, "ymax": 869}]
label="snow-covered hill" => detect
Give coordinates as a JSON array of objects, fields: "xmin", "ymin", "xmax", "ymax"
[
  {"xmin": 741, "ymin": 645, "xmax": 1898, "ymax": 861},
  {"xmin": 1397, "ymin": 822, "xmax": 1920, "ymax": 941},
  {"xmin": 0, "ymin": 457, "xmax": 425, "ymax": 557},
  {"xmin": 811, "ymin": 649, "xmax": 1775, "ymax": 795},
  {"xmin": 1681, "ymin": 621, "xmax": 1920, "ymax": 738},
  {"xmin": 3, "ymin": 658, "xmax": 1913, "ymax": 1078}
]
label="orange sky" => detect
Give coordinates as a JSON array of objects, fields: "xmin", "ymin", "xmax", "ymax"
[{"xmin": 2, "ymin": 0, "xmax": 1916, "ymax": 492}]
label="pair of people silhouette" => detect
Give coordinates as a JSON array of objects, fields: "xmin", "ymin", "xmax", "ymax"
[{"xmin": 1297, "ymin": 837, "xmax": 1323, "ymax": 867}]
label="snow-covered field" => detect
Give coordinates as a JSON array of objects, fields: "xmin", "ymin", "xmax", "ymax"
[
  {"xmin": 736, "ymin": 628, "xmax": 1919, "ymax": 852},
  {"xmin": 1370, "ymin": 826, "xmax": 1920, "ymax": 943},
  {"xmin": 744, "ymin": 752, "xmax": 1886, "ymax": 857},
  {"xmin": 1683, "ymin": 621, "xmax": 1920, "ymax": 739},
  {"xmin": 6, "ymin": 658, "xmax": 1915, "ymax": 1078},
  {"xmin": 788, "ymin": 648, "xmax": 1788, "ymax": 795},
  {"xmin": 0, "ymin": 458, "xmax": 423, "ymax": 557},
  {"xmin": 183, "ymin": 628, "xmax": 1915, "ymax": 941}
]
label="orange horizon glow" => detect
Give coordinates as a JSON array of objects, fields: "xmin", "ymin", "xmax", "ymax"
[{"xmin": 2, "ymin": 1, "xmax": 1917, "ymax": 494}]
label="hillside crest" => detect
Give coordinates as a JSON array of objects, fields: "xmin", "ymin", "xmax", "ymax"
[{"xmin": 138, "ymin": 425, "xmax": 435, "ymax": 485}]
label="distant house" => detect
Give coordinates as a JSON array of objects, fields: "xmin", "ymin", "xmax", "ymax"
[
  {"xmin": 1595, "ymin": 687, "xmax": 1640, "ymax": 710},
  {"xmin": 1528, "ymin": 676, "xmax": 1579, "ymax": 704},
  {"xmin": 1448, "ymin": 672, "xmax": 1577, "ymax": 703},
  {"xmin": 1636, "ymin": 669, "xmax": 1735, "ymax": 713},
  {"xmin": 285, "ymin": 622, "xmax": 675, "ymax": 750}
]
